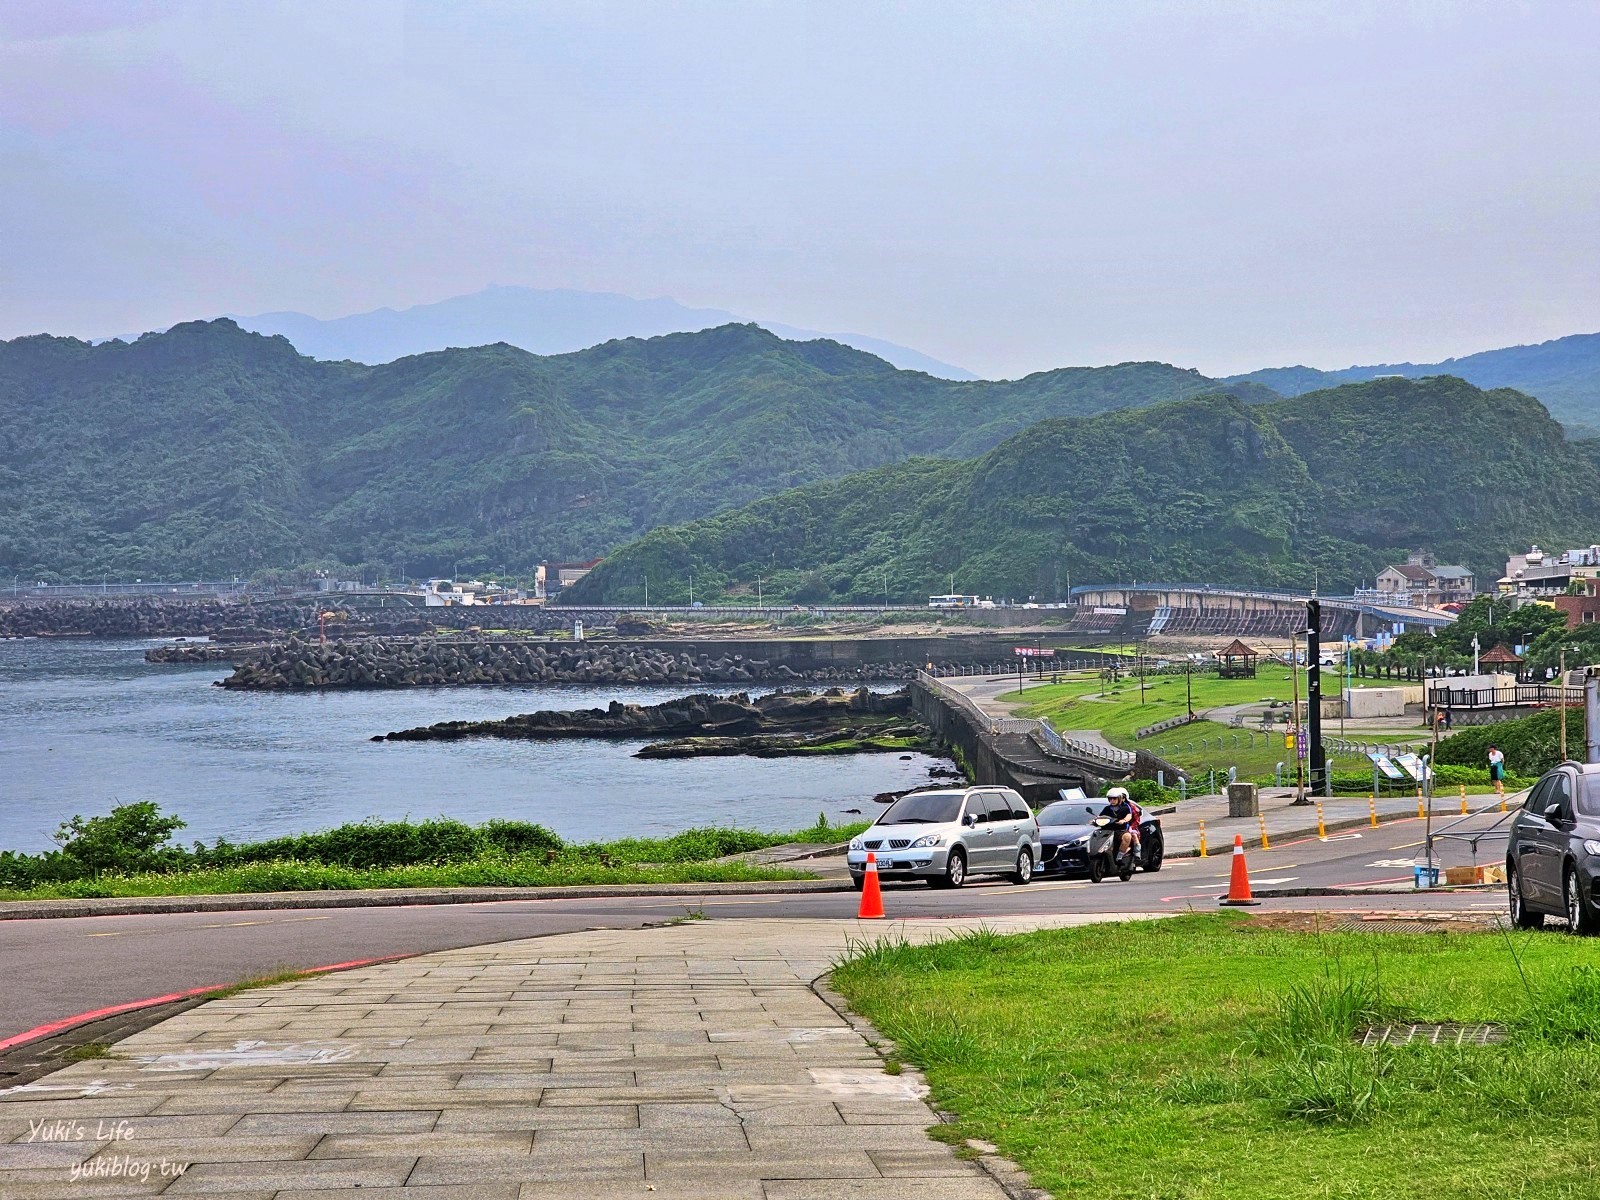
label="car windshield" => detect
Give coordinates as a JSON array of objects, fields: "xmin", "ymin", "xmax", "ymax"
[
  {"xmin": 879, "ymin": 791, "xmax": 965, "ymax": 824},
  {"xmin": 1038, "ymin": 802, "xmax": 1101, "ymax": 826}
]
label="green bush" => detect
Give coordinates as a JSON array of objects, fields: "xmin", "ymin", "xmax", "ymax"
[
  {"xmin": 52, "ymin": 801, "xmax": 187, "ymax": 877},
  {"xmin": 1433, "ymin": 708, "xmax": 1583, "ymax": 777}
]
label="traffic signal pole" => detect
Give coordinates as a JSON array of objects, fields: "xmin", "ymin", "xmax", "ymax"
[{"xmin": 1307, "ymin": 599, "xmax": 1327, "ymax": 796}]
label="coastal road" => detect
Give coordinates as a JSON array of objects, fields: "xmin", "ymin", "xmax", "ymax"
[{"xmin": 2, "ymin": 814, "xmax": 1515, "ymax": 1045}]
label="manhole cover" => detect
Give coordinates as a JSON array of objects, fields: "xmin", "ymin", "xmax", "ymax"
[{"xmin": 1358, "ymin": 1023, "xmax": 1506, "ymax": 1048}]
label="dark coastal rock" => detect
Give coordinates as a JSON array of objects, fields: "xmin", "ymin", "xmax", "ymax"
[{"xmin": 375, "ymin": 687, "xmax": 918, "ymax": 746}]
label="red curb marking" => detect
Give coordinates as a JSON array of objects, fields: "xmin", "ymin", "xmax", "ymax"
[{"xmin": 0, "ymin": 953, "xmax": 412, "ymax": 1053}]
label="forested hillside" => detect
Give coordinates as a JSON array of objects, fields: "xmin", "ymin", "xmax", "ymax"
[
  {"xmin": 569, "ymin": 377, "xmax": 1600, "ymax": 604},
  {"xmin": 0, "ymin": 320, "xmax": 1251, "ymax": 580}
]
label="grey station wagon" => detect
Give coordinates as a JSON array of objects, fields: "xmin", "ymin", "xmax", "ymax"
[
  {"xmin": 847, "ymin": 786, "xmax": 1041, "ymax": 889},
  {"xmin": 1507, "ymin": 761, "xmax": 1600, "ymax": 933}
]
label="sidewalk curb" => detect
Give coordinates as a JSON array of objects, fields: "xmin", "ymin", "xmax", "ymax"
[
  {"xmin": 0, "ymin": 878, "xmax": 848, "ymax": 922},
  {"xmin": 1251, "ymin": 883, "xmax": 1500, "ymax": 899}
]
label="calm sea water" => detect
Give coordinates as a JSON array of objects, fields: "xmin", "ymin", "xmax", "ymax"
[{"xmin": 0, "ymin": 639, "xmax": 942, "ymax": 854}]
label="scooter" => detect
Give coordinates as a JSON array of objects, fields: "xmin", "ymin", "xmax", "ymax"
[{"xmin": 1086, "ymin": 817, "xmax": 1138, "ymax": 883}]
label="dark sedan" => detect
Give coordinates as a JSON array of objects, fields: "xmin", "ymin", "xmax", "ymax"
[
  {"xmin": 1036, "ymin": 799, "xmax": 1165, "ymax": 877},
  {"xmin": 1507, "ymin": 761, "xmax": 1600, "ymax": 934}
]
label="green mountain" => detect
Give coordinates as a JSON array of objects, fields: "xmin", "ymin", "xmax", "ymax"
[
  {"xmin": 567, "ymin": 377, "xmax": 1600, "ymax": 604},
  {"xmin": 0, "ymin": 320, "xmax": 1259, "ymax": 580},
  {"xmin": 1226, "ymin": 332, "xmax": 1600, "ymax": 437}
]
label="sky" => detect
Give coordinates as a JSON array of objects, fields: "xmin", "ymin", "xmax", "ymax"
[{"xmin": 1, "ymin": 0, "xmax": 1597, "ymax": 378}]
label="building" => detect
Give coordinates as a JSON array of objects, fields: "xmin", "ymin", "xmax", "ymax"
[
  {"xmin": 1500, "ymin": 544, "xmax": 1600, "ymax": 601},
  {"xmin": 549, "ymin": 559, "xmax": 604, "ymax": 594},
  {"xmin": 1372, "ymin": 552, "xmax": 1475, "ymax": 608},
  {"xmin": 1555, "ymin": 578, "xmax": 1600, "ymax": 628}
]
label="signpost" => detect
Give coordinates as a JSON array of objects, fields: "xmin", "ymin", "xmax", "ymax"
[{"xmin": 1306, "ymin": 599, "xmax": 1327, "ymax": 796}]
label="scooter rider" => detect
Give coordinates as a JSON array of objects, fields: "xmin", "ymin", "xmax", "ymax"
[{"xmin": 1101, "ymin": 786, "xmax": 1139, "ymax": 860}]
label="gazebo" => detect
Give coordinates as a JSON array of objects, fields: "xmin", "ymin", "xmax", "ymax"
[
  {"xmin": 1214, "ymin": 638, "xmax": 1259, "ymax": 679},
  {"xmin": 1479, "ymin": 643, "xmax": 1523, "ymax": 677}
]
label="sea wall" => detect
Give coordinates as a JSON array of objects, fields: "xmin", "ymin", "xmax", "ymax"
[{"xmin": 217, "ymin": 637, "xmax": 932, "ymax": 690}]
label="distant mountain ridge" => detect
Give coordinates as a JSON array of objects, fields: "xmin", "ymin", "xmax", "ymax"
[
  {"xmin": 0, "ymin": 319, "xmax": 1251, "ymax": 580},
  {"xmin": 229, "ymin": 285, "xmax": 978, "ymax": 380},
  {"xmin": 1227, "ymin": 331, "xmax": 1600, "ymax": 433}
]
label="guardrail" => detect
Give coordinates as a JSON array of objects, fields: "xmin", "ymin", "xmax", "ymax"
[
  {"xmin": 915, "ymin": 671, "xmax": 1135, "ymax": 770},
  {"xmin": 1136, "ymin": 713, "xmax": 1201, "ymax": 739}
]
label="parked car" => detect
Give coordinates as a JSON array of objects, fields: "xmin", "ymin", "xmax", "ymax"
[
  {"xmin": 1035, "ymin": 798, "xmax": 1165, "ymax": 878},
  {"xmin": 846, "ymin": 786, "xmax": 1041, "ymax": 889},
  {"xmin": 1507, "ymin": 762, "xmax": 1600, "ymax": 933}
]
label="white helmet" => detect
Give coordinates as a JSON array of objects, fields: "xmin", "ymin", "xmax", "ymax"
[{"xmin": 1107, "ymin": 786, "xmax": 1130, "ymax": 800}]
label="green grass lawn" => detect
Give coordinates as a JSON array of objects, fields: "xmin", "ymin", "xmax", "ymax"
[
  {"xmin": 832, "ymin": 914, "xmax": 1600, "ymax": 1200},
  {"xmin": 1015, "ymin": 671, "xmax": 1429, "ymax": 782}
]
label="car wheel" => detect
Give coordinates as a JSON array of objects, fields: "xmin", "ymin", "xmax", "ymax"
[
  {"xmin": 1142, "ymin": 833, "xmax": 1165, "ymax": 873},
  {"xmin": 943, "ymin": 848, "xmax": 967, "ymax": 889},
  {"xmin": 1009, "ymin": 847, "xmax": 1034, "ymax": 885},
  {"xmin": 1088, "ymin": 854, "xmax": 1105, "ymax": 884},
  {"xmin": 1118, "ymin": 855, "xmax": 1135, "ymax": 882},
  {"xmin": 851, "ymin": 874, "xmax": 865, "ymax": 892},
  {"xmin": 1508, "ymin": 862, "xmax": 1544, "ymax": 929},
  {"xmin": 1565, "ymin": 866, "xmax": 1597, "ymax": 935}
]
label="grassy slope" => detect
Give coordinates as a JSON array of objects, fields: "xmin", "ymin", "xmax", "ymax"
[{"xmin": 832, "ymin": 915, "xmax": 1600, "ymax": 1200}]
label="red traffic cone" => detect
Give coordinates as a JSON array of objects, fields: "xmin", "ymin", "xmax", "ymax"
[
  {"xmin": 858, "ymin": 852, "xmax": 885, "ymax": 919},
  {"xmin": 1219, "ymin": 834, "xmax": 1260, "ymax": 907}
]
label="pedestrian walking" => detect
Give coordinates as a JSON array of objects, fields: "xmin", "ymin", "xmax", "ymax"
[
  {"xmin": 1488, "ymin": 745, "xmax": 1505, "ymax": 797},
  {"xmin": 1443, "ymin": 707, "xmax": 1453, "ymax": 730}
]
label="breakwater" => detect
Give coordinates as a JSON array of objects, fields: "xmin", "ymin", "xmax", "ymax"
[{"xmin": 217, "ymin": 636, "xmax": 931, "ymax": 690}]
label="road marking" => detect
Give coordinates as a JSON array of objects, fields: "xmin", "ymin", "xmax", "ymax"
[{"xmin": 1371, "ymin": 859, "xmax": 1422, "ymax": 868}]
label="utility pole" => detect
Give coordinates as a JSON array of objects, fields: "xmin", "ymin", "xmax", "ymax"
[
  {"xmin": 1561, "ymin": 647, "xmax": 1569, "ymax": 762},
  {"xmin": 1307, "ymin": 599, "xmax": 1326, "ymax": 797},
  {"xmin": 1185, "ymin": 660, "xmax": 1194, "ymax": 719},
  {"xmin": 1138, "ymin": 640, "xmax": 1146, "ymax": 705},
  {"xmin": 688, "ymin": 575, "xmax": 693, "ymax": 606},
  {"xmin": 882, "ymin": 569, "xmax": 889, "ymax": 608},
  {"xmin": 756, "ymin": 575, "xmax": 762, "ymax": 607},
  {"xmin": 643, "ymin": 576, "xmax": 649, "ymax": 607}
]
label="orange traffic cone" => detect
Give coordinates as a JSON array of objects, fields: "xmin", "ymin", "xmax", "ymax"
[
  {"xmin": 1219, "ymin": 834, "xmax": 1260, "ymax": 907},
  {"xmin": 858, "ymin": 852, "xmax": 885, "ymax": 919}
]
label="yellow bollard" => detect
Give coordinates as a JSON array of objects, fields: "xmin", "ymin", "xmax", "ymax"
[
  {"xmin": 1316, "ymin": 801, "xmax": 1327, "ymax": 840},
  {"xmin": 1460, "ymin": 784, "xmax": 1468, "ymax": 816},
  {"xmin": 1258, "ymin": 813, "xmax": 1271, "ymax": 851},
  {"xmin": 1499, "ymin": 791, "xmax": 1508, "ymax": 814},
  {"xmin": 1369, "ymin": 796, "xmax": 1378, "ymax": 828},
  {"xmin": 1417, "ymin": 789, "xmax": 1425, "ymax": 819},
  {"xmin": 1198, "ymin": 819, "xmax": 1208, "ymax": 858}
]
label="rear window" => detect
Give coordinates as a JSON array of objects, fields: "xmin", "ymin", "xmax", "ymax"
[{"xmin": 1580, "ymin": 776, "xmax": 1600, "ymax": 817}]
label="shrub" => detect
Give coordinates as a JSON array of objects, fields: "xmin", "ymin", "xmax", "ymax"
[
  {"xmin": 52, "ymin": 801, "xmax": 187, "ymax": 877},
  {"xmin": 1434, "ymin": 708, "xmax": 1583, "ymax": 776}
]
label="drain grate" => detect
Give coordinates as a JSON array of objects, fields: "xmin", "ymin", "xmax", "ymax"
[
  {"xmin": 1330, "ymin": 917, "xmax": 1482, "ymax": 933},
  {"xmin": 1358, "ymin": 1023, "xmax": 1506, "ymax": 1048}
]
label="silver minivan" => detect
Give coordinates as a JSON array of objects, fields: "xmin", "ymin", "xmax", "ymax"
[{"xmin": 846, "ymin": 786, "xmax": 1041, "ymax": 889}]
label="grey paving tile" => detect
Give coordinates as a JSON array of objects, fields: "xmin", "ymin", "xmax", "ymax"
[
  {"xmin": 643, "ymin": 1149, "xmax": 881, "ymax": 1181},
  {"xmin": 520, "ymin": 1186, "xmax": 763, "ymax": 1200},
  {"xmin": 408, "ymin": 1150, "xmax": 644, "ymax": 1184},
  {"xmin": 762, "ymin": 1181, "xmax": 1009, "ymax": 1200},
  {"xmin": 231, "ymin": 1110, "xmax": 440, "ymax": 1135},
  {"xmin": 277, "ymin": 1188, "xmax": 519, "ymax": 1200},
  {"xmin": 310, "ymin": 1130, "xmax": 533, "ymax": 1158},
  {"xmin": 0, "ymin": 1139, "xmax": 99, "ymax": 1168},
  {"xmin": 162, "ymin": 1155, "xmax": 417, "ymax": 1192},
  {"xmin": 434, "ymin": 1106, "xmax": 638, "ymax": 1132},
  {"xmin": 2, "ymin": 1113, "xmax": 241, "ymax": 1144}
]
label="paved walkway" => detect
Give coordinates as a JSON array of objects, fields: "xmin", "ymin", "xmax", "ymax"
[{"xmin": 0, "ymin": 915, "xmax": 1144, "ymax": 1198}]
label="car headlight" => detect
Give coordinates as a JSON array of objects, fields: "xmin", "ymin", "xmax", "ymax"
[
  {"xmin": 1584, "ymin": 840, "xmax": 1600, "ymax": 856},
  {"xmin": 1072, "ymin": 835, "xmax": 1091, "ymax": 846},
  {"xmin": 910, "ymin": 834, "xmax": 944, "ymax": 848},
  {"xmin": 848, "ymin": 837, "xmax": 864, "ymax": 851}
]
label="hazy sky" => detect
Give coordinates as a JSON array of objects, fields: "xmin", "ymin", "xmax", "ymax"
[{"xmin": 2, "ymin": 1, "xmax": 1596, "ymax": 377}]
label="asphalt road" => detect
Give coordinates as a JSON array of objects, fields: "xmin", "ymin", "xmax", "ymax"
[{"xmin": 2, "ymin": 813, "xmax": 1514, "ymax": 1043}]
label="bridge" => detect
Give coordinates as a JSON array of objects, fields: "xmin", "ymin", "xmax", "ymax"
[{"xmin": 1066, "ymin": 582, "xmax": 1454, "ymax": 640}]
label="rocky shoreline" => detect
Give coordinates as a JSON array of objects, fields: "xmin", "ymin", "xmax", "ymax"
[
  {"xmin": 217, "ymin": 636, "xmax": 926, "ymax": 690},
  {"xmin": 373, "ymin": 688, "xmax": 935, "ymax": 763}
]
